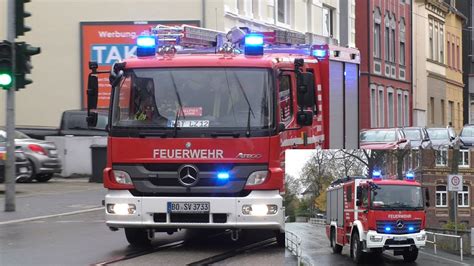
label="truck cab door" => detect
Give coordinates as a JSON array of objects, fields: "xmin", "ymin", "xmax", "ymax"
[{"xmin": 356, "ymin": 186, "xmax": 369, "ymax": 229}]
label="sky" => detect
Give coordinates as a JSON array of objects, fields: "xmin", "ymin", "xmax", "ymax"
[{"xmin": 285, "ymin": 150, "xmax": 317, "ymax": 180}]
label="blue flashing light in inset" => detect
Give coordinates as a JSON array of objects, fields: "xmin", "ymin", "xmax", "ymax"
[
  {"xmin": 244, "ymin": 34, "xmax": 264, "ymax": 56},
  {"xmin": 406, "ymin": 171, "xmax": 415, "ymax": 181},
  {"xmin": 136, "ymin": 36, "xmax": 157, "ymax": 57},
  {"xmin": 384, "ymin": 226, "xmax": 391, "ymax": 232},
  {"xmin": 312, "ymin": 49, "xmax": 326, "ymax": 58},
  {"xmin": 372, "ymin": 170, "xmax": 382, "ymax": 179},
  {"xmin": 408, "ymin": 226, "xmax": 414, "ymax": 232},
  {"xmin": 217, "ymin": 172, "xmax": 230, "ymax": 180}
]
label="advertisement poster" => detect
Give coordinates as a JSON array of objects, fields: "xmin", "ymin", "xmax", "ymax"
[{"xmin": 80, "ymin": 20, "xmax": 199, "ymax": 109}]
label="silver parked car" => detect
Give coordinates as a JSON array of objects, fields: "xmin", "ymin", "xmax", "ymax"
[
  {"xmin": 426, "ymin": 127, "xmax": 458, "ymax": 149},
  {"xmin": 0, "ymin": 129, "xmax": 62, "ymax": 182},
  {"xmin": 401, "ymin": 127, "xmax": 432, "ymax": 150}
]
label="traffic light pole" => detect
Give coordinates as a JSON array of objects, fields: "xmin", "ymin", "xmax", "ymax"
[{"xmin": 5, "ymin": 0, "xmax": 16, "ymax": 212}]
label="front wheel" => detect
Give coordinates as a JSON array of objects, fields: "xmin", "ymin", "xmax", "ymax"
[
  {"xmin": 350, "ymin": 231, "xmax": 364, "ymax": 264},
  {"xmin": 35, "ymin": 173, "xmax": 53, "ymax": 183},
  {"xmin": 125, "ymin": 228, "xmax": 152, "ymax": 247},
  {"xmin": 403, "ymin": 247, "xmax": 418, "ymax": 262}
]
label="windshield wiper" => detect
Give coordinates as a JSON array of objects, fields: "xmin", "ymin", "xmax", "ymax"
[
  {"xmin": 233, "ymin": 72, "xmax": 255, "ymax": 137},
  {"xmin": 211, "ymin": 132, "xmax": 240, "ymax": 138},
  {"xmin": 169, "ymin": 72, "xmax": 185, "ymax": 137},
  {"xmin": 139, "ymin": 132, "xmax": 168, "ymax": 138}
]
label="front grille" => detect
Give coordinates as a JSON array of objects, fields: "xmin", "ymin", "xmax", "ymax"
[
  {"xmin": 212, "ymin": 214, "xmax": 227, "ymax": 223},
  {"xmin": 153, "ymin": 213, "xmax": 166, "ymax": 223},
  {"xmin": 385, "ymin": 238, "xmax": 415, "ymax": 246},
  {"xmin": 150, "ymin": 177, "xmax": 225, "ymax": 187},
  {"xmin": 170, "ymin": 213, "xmax": 209, "ymax": 223},
  {"xmin": 376, "ymin": 220, "xmax": 422, "ymax": 234},
  {"xmin": 143, "ymin": 163, "xmax": 233, "ymax": 172},
  {"xmin": 129, "ymin": 189, "xmax": 252, "ymax": 198}
]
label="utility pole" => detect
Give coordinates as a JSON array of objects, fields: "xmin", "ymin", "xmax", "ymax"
[{"xmin": 4, "ymin": 0, "xmax": 16, "ymax": 212}]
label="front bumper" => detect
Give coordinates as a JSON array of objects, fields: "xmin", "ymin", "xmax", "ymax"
[
  {"xmin": 104, "ymin": 190, "xmax": 284, "ymax": 231},
  {"xmin": 366, "ymin": 230, "xmax": 426, "ymax": 249}
]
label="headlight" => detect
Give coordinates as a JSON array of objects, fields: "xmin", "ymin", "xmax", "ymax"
[
  {"xmin": 113, "ymin": 170, "xmax": 133, "ymax": 185},
  {"xmin": 241, "ymin": 204, "xmax": 278, "ymax": 216},
  {"xmin": 106, "ymin": 203, "xmax": 136, "ymax": 215},
  {"xmin": 245, "ymin": 170, "xmax": 268, "ymax": 186},
  {"xmin": 370, "ymin": 235, "xmax": 383, "ymax": 242}
]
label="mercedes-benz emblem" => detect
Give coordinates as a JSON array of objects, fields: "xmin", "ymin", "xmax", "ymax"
[
  {"xmin": 396, "ymin": 220, "xmax": 404, "ymax": 229},
  {"xmin": 185, "ymin": 142, "xmax": 192, "ymax": 149},
  {"xmin": 177, "ymin": 165, "xmax": 199, "ymax": 187}
]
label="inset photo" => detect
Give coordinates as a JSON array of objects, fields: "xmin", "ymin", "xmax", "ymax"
[{"xmin": 284, "ymin": 149, "xmax": 473, "ymax": 265}]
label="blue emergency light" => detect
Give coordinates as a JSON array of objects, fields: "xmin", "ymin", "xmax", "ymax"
[
  {"xmin": 408, "ymin": 226, "xmax": 414, "ymax": 232},
  {"xmin": 244, "ymin": 34, "xmax": 264, "ymax": 56},
  {"xmin": 136, "ymin": 36, "xmax": 157, "ymax": 57},
  {"xmin": 372, "ymin": 170, "xmax": 382, "ymax": 179},
  {"xmin": 385, "ymin": 226, "xmax": 391, "ymax": 232},
  {"xmin": 406, "ymin": 171, "xmax": 415, "ymax": 181},
  {"xmin": 312, "ymin": 49, "xmax": 326, "ymax": 58},
  {"xmin": 217, "ymin": 172, "xmax": 230, "ymax": 180}
]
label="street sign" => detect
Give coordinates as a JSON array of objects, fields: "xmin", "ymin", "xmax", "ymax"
[{"xmin": 448, "ymin": 175, "xmax": 463, "ymax": 191}]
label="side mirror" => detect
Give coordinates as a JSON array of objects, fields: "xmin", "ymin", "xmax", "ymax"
[
  {"xmin": 296, "ymin": 72, "xmax": 315, "ymax": 109},
  {"xmin": 278, "ymin": 123, "xmax": 286, "ymax": 132},
  {"xmin": 296, "ymin": 110, "xmax": 313, "ymax": 126},
  {"xmin": 86, "ymin": 112, "xmax": 98, "ymax": 127},
  {"xmin": 87, "ymin": 75, "xmax": 98, "ymax": 110}
]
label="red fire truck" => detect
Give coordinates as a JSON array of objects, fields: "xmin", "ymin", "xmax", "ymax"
[
  {"xmin": 86, "ymin": 25, "xmax": 359, "ymax": 247},
  {"xmin": 325, "ymin": 173, "xmax": 428, "ymax": 263}
]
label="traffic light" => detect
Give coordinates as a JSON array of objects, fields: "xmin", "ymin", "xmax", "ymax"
[
  {"xmin": 0, "ymin": 41, "xmax": 14, "ymax": 90},
  {"xmin": 15, "ymin": 42, "xmax": 41, "ymax": 89},
  {"xmin": 15, "ymin": 0, "xmax": 31, "ymax": 37}
]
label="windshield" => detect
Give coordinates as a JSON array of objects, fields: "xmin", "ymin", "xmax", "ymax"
[
  {"xmin": 360, "ymin": 130, "xmax": 396, "ymax": 142},
  {"xmin": 371, "ymin": 185, "xmax": 423, "ymax": 210},
  {"xmin": 403, "ymin": 129, "xmax": 421, "ymax": 141},
  {"xmin": 0, "ymin": 130, "xmax": 30, "ymax": 140},
  {"xmin": 112, "ymin": 68, "xmax": 273, "ymax": 132},
  {"xmin": 461, "ymin": 127, "xmax": 474, "ymax": 137},
  {"xmin": 427, "ymin": 129, "xmax": 448, "ymax": 140}
]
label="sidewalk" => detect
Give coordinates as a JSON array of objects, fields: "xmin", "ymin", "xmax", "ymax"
[{"xmin": 0, "ymin": 178, "xmax": 105, "ymax": 223}]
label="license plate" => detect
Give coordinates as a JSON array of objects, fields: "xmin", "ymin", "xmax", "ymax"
[
  {"xmin": 19, "ymin": 167, "xmax": 28, "ymax": 173},
  {"xmin": 168, "ymin": 120, "xmax": 210, "ymax": 128},
  {"xmin": 167, "ymin": 202, "xmax": 210, "ymax": 213},
  {"xmin": 394, "ymin": 236, "xmax": 407, "ymax": 241}
]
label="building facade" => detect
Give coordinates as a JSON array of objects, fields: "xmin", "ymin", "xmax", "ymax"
[
  {"xmin": 456, "ymin": 0, "xmax": 473, "ymax": 125},
  {"xmin": 413, "ymin": 0, "xmax": 465, "ymax": 131},
  {"xmin": 0, "ymin": 0, "xmax": 355, "ymax": 127},
  {"xmin": 419, "ymin": 149, "xmax": 474, "ymax": 229},
  {"xmin": 356, "ymin": 0, "xmax": 412, "ymax": 130}
]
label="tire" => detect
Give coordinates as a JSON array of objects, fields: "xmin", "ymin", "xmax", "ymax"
[
  {"xmin": 125, "ymin": 228, "xmax": 152, "ymax": 247},
  {"xmin": 331, "ymin": 229, "xmax": 342, "ymax": 254},
  {"xmin": 403, "ymin": 247, "xmax": 418, "ymax": 262},
  {"xmin": 350, "ymin": 231, "xmax": 364, "ymax": 264},
  {"xmin": 17, "ymin": 160, "xmax": 35, "ymax": 183},
  {"xmin": 35, "ymin": 173, "xmax": 53, "ymax": 183},
  {"xmin": 276, "ymin": 231, "xmax": 285, "ymax": 247}
]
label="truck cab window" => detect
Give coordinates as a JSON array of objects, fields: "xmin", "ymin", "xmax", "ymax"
[
  {"xmin": 360, "ymin": 187, "xmax": 368, "ymax": 207},
  {"xmin": 279, "ymin": 75, "xmax": 293, "ymax": 125}
]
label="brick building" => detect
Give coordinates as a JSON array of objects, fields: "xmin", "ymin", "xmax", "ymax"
[
  {"xmin": 418, "ymin": 149, "xmax": 474, "ymax": 229},
  {"xmin": 355, "ymin": 0, "xmax": 412, "ymax": 129}
]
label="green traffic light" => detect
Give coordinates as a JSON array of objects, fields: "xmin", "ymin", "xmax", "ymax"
[{"xmin": 0, "ymin": 73, "xmax": 12, "ymax": 87}]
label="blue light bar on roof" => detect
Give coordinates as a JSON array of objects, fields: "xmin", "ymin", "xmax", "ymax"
[
  {"xmin": 312, "ymin": 49, "xmax": 326, "ymax": 58},
  {"xmin": 136, "ymin": 35, "xmax": 157, "ymax": 57},
  {"xmin": 372, "ymin": 170, "xmax": 382, "ymax": 180},
  {"xmin": 244, "ymin": 33, "xmax": 264, "ymax": 56},
  {"xmin": 406, "ymin": 171, "xmax": 415, "ymax": 181}
]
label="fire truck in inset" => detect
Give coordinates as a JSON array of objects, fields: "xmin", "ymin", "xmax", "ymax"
[
  {"xmin": 325, "ymin": 172, "xmax": 428, "ymax": 263},
  {"xmin": 86, "ymin": 24, "xmax": 359, "ymax": 247}
]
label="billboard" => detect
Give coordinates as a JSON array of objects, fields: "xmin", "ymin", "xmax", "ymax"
[{"xmin": 80, "ymin": 20, "xmax": 199, "ymax": 109}]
